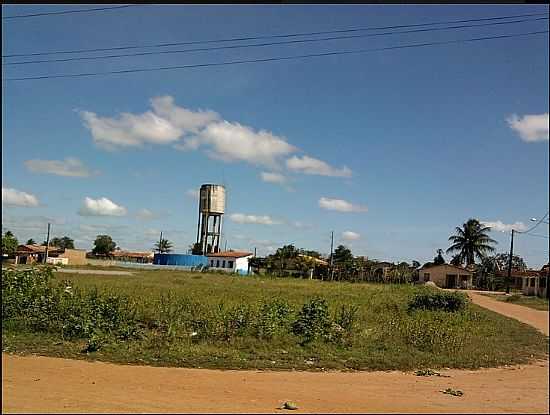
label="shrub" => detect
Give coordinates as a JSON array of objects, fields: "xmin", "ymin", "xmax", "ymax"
[
  {"xmin": 255, "ymin": 298, "xmax": 293, "ymax": 339},
  {"xmin": 407, "ymin": 290, "xmax": 468, "ymax": 313},
  {"xmin": 291, "ymin": 297, "xmax": 331, "ymax": 344}
]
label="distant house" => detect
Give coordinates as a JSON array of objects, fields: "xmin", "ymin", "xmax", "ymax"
[
  {"xmin": 418, "ymin": 263, "xmax": 473, "ymax": 289},
  {"xmin": 109, "ymin": 250, "xmax": 154, "ymax": 263},
  {"xmin": 520, "ymin": 265, "xmax": 548, "ymax": 298},
  {"xmin": 206, "ymin": 251, "xmax": 253, "ymax": 275},
  {"xmin": 15, "ymin": 245, "xmax": 86, "ymax": 265},
  {"xmin": 373, "ymin": 261, "xmax": 394, "ymax": 279}
]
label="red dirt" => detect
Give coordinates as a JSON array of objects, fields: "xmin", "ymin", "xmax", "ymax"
[{"xmin": 2, "ymin": 292, "xmax": 549, "ymax": 414}]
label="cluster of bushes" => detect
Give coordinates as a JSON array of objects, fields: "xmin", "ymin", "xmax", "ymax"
[
  {"xmin": 2, "ymin": 267, "xmax": 140, "ymax": 352},
  {"xmin": 3, "ymin": 268, "xmax": 477, "ymax": 358},
  {"xmin": 407, "ymin": 290, "xmax": 468, "ymax": 313},
  {"xmin": 2, "ymin": 267, "xmax": 362, "ymax": 351}
]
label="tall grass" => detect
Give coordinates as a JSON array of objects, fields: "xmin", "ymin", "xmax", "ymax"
[{"xmin": 2, "ymin": 266, "xmax": 548, "ymax": 370}]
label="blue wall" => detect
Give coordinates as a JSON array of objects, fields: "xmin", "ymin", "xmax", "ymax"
[{"xmin": 153, "ymin": 254, "xmax": 208, "ymax": 267}]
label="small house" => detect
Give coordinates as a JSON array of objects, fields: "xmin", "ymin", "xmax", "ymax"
[
  {"xmin": 206, "ymin": 251, "xmax": 253, "ymax": 275},
  {"xmin": 15, "ymin": 245, "xmax": 86, "ymax": 266},
  {"xmin": 418, "ymin": 263, "xmax": 473, "ymax": 289}
]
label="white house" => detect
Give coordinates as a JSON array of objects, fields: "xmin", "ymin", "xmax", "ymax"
[{"xmin": 206, "ymin": 251, "xmax": 253, "ymax": 275}]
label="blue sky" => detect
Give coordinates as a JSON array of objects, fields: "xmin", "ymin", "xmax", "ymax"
[{"xmin": 2, "ymin": 4, "xmax": 549, "ymax": 267}]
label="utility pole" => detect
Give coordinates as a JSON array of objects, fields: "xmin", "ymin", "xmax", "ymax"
[
  {"xmin": 224, "ymin": 240, "xmax": 227, "ymax": 252},
  {"xmin": 43, "ymin": 223, "xmax": 51, "ymax": 264},
  {"xmin": 506, "ymin": 229, "xmax": 515, "ymax": 294},
  {"xmin": 329, "ymin": 230, "xmax": 334, "ymax": 281},
  {"xmin": 158, "ymin": 231, "xmax": 163, "ymax": 254},
  {"xmin": 254, "ymin": 247, "xmax": 257, "ymax": 257}
]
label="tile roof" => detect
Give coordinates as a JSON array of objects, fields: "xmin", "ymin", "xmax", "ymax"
[{"xmin": 206, "ymin": 251, "xmax": 252, "ymax": 258}]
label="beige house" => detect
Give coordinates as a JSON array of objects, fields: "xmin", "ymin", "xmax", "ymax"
[
  {"xmin": 418, "ymin": 264, "xmax": 473, "ymax": 289},
  {"xmin": 521, "ymin": 265, "xmax": 548, "ymax": 298},
  {"xmin": 15, "ymin": 245, "xmax": 86, "ymax": 265}
]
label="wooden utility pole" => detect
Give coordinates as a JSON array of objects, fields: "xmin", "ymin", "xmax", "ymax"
[
  {"xmin": 158, "ymin": 231, "xmax": 163, "ymax": 254},
  {"xmin": 329, "ymin": 231, "xmax": 334, "ymax": 281},
  {"xmin": 506, "ymin": 229, "xmax": 515, "ymax": 294},
  {"xmin": 43, "ymin": 223, "xmax": 51, "ymax": 264}
]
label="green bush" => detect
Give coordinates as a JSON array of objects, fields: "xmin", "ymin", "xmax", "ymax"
[
  {"xmin": 407, "ymin": 290, "xmax": 468, "ymax": 313},
  {"xmin": 255, "ymin": 298, "xmax": 293, "ymax": 339},
  {"xmin": 291, "ymin": 297, "xmax": 331, "ymax": 344}
]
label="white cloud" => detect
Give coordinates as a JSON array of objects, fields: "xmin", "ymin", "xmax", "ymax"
[
  {"xmin": 507, "ymin": 113, "xmax": 549, "ymax": 142},
  {"xmin": 319, "ymin": 197, "xmax": 367, "ymax": 213},
  {"xmin": 199, "ymin": 121, "xmax": 295, "ymax": 168},
  {"xmin": 229, "ymin": 213, "xmax": 281, "ymax": 225},
  {"xmin": 342, "ymin": 231, "xmax": 360, "ymax": 241},
  {"xmin": 291, "ymin": 221, "xmax": 313, "ymax": 229},
  {"xmin": 80, "ymin": 110, "xmax": 183, "ymax": 149},
  {"xmin": 260, "ymin": 171, "xmax": 287, "ymax": 184},
  {"xmin": 150, "ymin": 96, "xmax": 219, "ymax": 133},
  {"xmin": 186, "ymin": 189, "xmax": 200, "ymax": 200},
  {"xmin": 286, "ymin": 155, "xmax": 352, "ymax": 177},
  {"xmin": 136, "ymin": 208, "xmax": 156, "ymax": 221},
  {"xmin": 24, "ymin": 157, "xmax": 97, "ymax": 177},
  {"xmin": 2, "ymin": 187, "xmax": 39, "ymax": 207},
  {"xmin": 481, "ymin": 220, "xmax": 527, "ymax": 232},
  {"xmin": 78, "ymin": 197, "xmax": 127, "ymax": 217}
]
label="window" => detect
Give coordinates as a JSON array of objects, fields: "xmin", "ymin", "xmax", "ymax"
[
  {"xmin": 423, "ymin": 273, "xmax": 430, "ymax": 281},
  {"xmin": 228, "ymin": 260, "xmax": 234, "ymax": 268},
  {"xmin": 216, "ymin": 260, "xmax": 220, "ymax": 267},
  {"xmin": 210, "ymin": 260, "xmax": 214, "ymax": 267},
  {"xmin": 222, "ymin": 260, "xmax": 226, "ymax": 268},
  {"xmin": 540, "ymin": 277, "xmax": 546, "ymax": 288},
  {"xmin": 530, "ymin": 278, "xmax": 536, "ymax": 287}
]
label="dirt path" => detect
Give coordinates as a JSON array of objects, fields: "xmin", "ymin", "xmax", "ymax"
[
  {"xmin": 466, "ymin": 291, "xmax": 549, "ymax": 336},
  {"xmin": 55, "ymin": 269, "xmax": 134, "ymax": 276},
  {"xmin": 2, "ymin": 292, "xmax": 548, "ymax": 414}
]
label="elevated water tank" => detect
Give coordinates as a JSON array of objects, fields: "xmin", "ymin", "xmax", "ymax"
[{"xmin": 199, "ymin": 184, "xmax": 225, "ymax": 214}]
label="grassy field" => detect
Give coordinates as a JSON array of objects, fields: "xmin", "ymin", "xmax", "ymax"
[
  {"xmin": 2, "ymin": 266, "xmax": 548, "ymax": 371},
  {"xmin": 482, "ymin": 293, "xmax": 549, "ymax": 311}
]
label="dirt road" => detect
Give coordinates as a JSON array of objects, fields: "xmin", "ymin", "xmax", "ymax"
[
  {"xmin": 55, "ymin": 269, "xmax": 134, "ymax": 276},
  {"xmin": 466, "ymin": 291, "xmax": 549, "ymax": 336},
  {"xmin": 3, "ymin": 293, "xmax": 548, "ymax": 414}
]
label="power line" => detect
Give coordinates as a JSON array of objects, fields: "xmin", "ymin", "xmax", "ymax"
[
  {"xmin": 2, "ymin": 5, "xmax": 135, "ymax": 20},
  {"xmin": 517, "ymin": 232, "xmax": 550, "ymax": 240},
  {"xmin": 518, "ymin": 211, "xmax": 549, "ymax": 235},
  {"xmin": 4, "ymin": 30, "xmax": 548, "ymax": 82},
  {"xmin": 5, "ymin": 17, "xmax": 547, "ymax": 66},
  {"xmin": 3, "ymin": 11, "xmax": 548, "ymax": 58}
]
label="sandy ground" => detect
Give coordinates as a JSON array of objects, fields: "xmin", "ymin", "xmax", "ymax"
[
  {"xmin": 55, "ymin": 269, "xmax": 134, "ymax": 276},
  {"xmin": 464, "ymin": 291, "xmax": 549, "ymax": 336},
  {"xmin": 2, "ymin": 292, "xmax": 549, "ymax": 414}
]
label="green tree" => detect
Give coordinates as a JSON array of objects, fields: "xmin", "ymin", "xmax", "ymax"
[
  {"xmin": 2, "ymin": 231, "xmax": 18, "ymax": 256},
  {"xmin": 412, "ymin": 260, "xmax": 421, "ymax": 269},
  {"xmin": 446, "ymin": 219, "xmax": 497, "ymax": 265},
  {"xmin": 49, "ymin": 236, "xmax": 75, "ymax": 250},
  {"xmin": 492, "ymin": 253, "xmax": 527, "ymax": 271},
  {"xmin": 26, "ymin": 238, "xmax": 36, "ymax": 245},
  {"xmin": 154, "ymin": 238, "xmax": 173, "ymax": 253},
  {"xmin": 92, "ymin": 235, "xmax": 116, "ymax": 256},
  {"xmin": 190, "ymin": 242, "xmax": 202, "ymax": 255},
  {"xmin": 433, "ymin": 249, "xmax": 446, "ymax": 265},
  {"xmin": 333, "ymin": 245, "xmax": 353, "ymax": 265}
]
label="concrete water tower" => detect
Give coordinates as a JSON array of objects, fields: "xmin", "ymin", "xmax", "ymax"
[{"xmin": 196, "ymin": 184, "xmax": 225, "ymax": 254}]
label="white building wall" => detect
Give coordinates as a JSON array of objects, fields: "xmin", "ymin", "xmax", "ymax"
[
  {"xmin": 206, "ymin": 255, "xmax": 251, "ymax": 274},
  {"xmin": 235, "ymin": 256, "xmax": 252, "ymax": 274}
]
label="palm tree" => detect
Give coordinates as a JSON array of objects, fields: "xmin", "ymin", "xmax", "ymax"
[
  {"xmin": 154, "ymin": 238, "xmax": 173, "ymax": 253},
  {"xmin": 446, "ymin": 219, "xmax": 497, "ymax": 266}
]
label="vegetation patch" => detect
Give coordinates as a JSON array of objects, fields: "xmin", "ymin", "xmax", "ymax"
[
  {"xmin": 2, "ymin": 266, "xmax": 548, "ymax": 371},
  {"xmin": 482, "ymin": 293, "xmax": 548, "ymax": 311}
]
